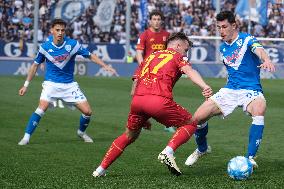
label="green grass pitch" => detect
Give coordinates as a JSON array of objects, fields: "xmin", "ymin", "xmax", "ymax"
[{"xmin": 0, "ymin": 76, "xmax": 283, "ymax": 188}]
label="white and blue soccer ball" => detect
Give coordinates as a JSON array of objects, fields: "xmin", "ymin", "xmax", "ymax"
[{"xmin": 227, "ymin": 156, "xmax": 253, "ymax": 180}]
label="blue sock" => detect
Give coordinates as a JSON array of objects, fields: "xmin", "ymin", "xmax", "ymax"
[
  {"xmin": 195, "ymin": 122, "xmax": 208, "ymax": 153},
  {"xmin": 25, "ymin": 112, "xmax": 42, "ymax": 134},
  {"xmin": 79, "ymin": 114, "xmax": 91, "ymax": 132},
  {"xmin": 247, "ymin": 124, "xmax": 264, "ymax": 158}
]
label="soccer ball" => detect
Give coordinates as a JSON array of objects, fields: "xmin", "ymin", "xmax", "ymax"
[{"xmin": 227, "ymin": 156, "xmax": 253, "ymax": 180}]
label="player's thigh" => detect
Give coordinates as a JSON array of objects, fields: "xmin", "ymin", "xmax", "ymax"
[
  {"xmin": 193, "ymin": 99, "xmax": 221, "ymax": 123},
  {"xmin": 76, "ymin": 101, "xmax": 92, "ymax": 115},
  {"xmin": 127, "ymin": 96, "xmax": 151, "ymax": 130},
  {"xmin": 246, "ymin": 97, "xmax": 266, "ymax": 116},
  {"xmin": 209, "ymin": 88, "xmax": 238, "ymax": 117},
  {"xmin": 152, "ymin": 99, "xmax": 192, "ymax": 127}
]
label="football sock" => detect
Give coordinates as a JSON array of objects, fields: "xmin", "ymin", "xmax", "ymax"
[
  {"xmin": 167, "ymin": 122, "xmax": 197, "ymax": 151},
  {"xmin": 79, "ymin": 114, "xmax": 91, "ymax": 132},
  {"xmin": 95, "ymin": 166, "xmax": 105, "ymax": 175},
  {"xmin": 247, "ymin": 116, "xmax": 264, "ymax": 158},
  {"xmin": 101, "ymin": 133, "xmax": 134, "ymax": 169},
  {"xmin": 25, "ymin": 108, "xmax": 44, "ymax": 135},
  {"xmin": 195, "ymin": 122, "xmax": 208, "ymax": 153},
  {"xmin": 163, "ymin": 146, "xmax": 174, "ymax": 155}
]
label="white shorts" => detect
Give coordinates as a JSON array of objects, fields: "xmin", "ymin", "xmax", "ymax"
[
  {"xmin": 210, "ymin": 88, "xmax": 265, "ymax": 117},
  {"xmin": 40, "ymin": 81, "xmax": 87, "ymax": 109}
]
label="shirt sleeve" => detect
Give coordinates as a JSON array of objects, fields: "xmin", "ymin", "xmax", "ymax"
[
  {"xmin": 176, "ymin": 55, "xmax": 190, "ymax": 69},
  {"xmin": 136, "ymin": 32, "xmax": 146, "ymax": 51},
  {"xmin": 76, "ymin": 43, "xmax": 91, "ymax": 58},
  {"xmin": 248, "ymin": 35, "xmax": 263, "ymax": 53},
  {"xmin": 34, "ymin": 48, "xmax": 45, "ymax": 64}
]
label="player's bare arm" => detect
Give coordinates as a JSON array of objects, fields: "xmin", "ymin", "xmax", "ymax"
[
  {"xmin": 136, "ymin": 49, "xmax": 144, "ymax": 65},
  {"xmin": 130, "ymin": 79, "xmax": 137, "ymax": 96},
  {"xmin": 19, "ymin": 63, "xmax": 39, "ymax": 96},
  {"xmin": 181, "ymin": 65, "xmax": 213, "ymax": 98},
  {"xmin": 90, "ymin": 53, "xmax": 118, "ymax": 75},
  {"xmin": 254, "ymin": 48, "xmax": 276, "ymax": 72}
]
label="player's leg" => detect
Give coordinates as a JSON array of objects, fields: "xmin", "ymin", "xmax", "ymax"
[
  {"xmin": 18, "ymin": 100, "xmax": 49, "ymax": 145},
  {"xmin": 153, "ymin": 99, "xmax": 197, "ymax": 175},
  {"xmin": 245, "ymin": 97, "xmax": 266, "ymax": 167},
  {"xmin": 93, "ymin": 128, "xmax": 141, "ymax": 177},
  {"xmin": 76, "ymin": 101, "xmax": 93, "ymax": 143},
  {"xmin": 185, "ymin": 99, "xmax": 221, "ymax": 166},
  {"xmin": 93, "ymin": 100, "xmax": 146, "ymax": 177},
  {"xmin": 159, "ymin": 119, "xmax": 197, "ymax": 176}
]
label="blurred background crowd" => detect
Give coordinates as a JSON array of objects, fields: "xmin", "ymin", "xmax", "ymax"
[{"xmin": 0, "ymin": 0, "xmax": 283, "ymax": 43}]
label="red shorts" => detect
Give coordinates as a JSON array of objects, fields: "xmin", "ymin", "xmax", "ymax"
[{"xmin": 127, "ymin": 95, "xmax": 192, "ymax": 130}]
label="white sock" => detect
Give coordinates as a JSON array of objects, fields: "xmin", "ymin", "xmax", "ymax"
[
  {"xmin": 164, "ymin": 146, "xmax": 174, "ymax": 155},
  {"xmin": 96, "ymin": 166, "xmax": 105, "ymax": 175},
  {"xmin": 23, "ymin": 133, "xmax": 30, "ymax": 141},
  {"xmin": 77, "ymin": 130, "xmax": 84, "ymax": 135}
]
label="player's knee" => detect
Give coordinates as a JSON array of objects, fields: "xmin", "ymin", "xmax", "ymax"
[
  {"xmin": 125, "ymin": 129, "xmax": 140, "ymax": 142},
  {"xmin": 83, "ymin": 109, "xmax": 92, "ymax": 116},
  {"xmin": 250, "ymin": 100, "xmax": 266, "ymax": 116}
]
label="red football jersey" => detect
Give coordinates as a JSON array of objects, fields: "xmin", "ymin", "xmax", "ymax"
[
  {"xmin": 134, "ymin": 48, "xmax": 190, "ymax": 99},
  {"xmin": 136, "ymin": 29, "xmax": 170, "ymax": 59}
]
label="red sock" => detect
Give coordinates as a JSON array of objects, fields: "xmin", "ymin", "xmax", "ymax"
[
  {"xmin": 167, "ymin": 122, "xmax": 197, "ymax": 151},
  {"xmin": 101, "ymin": 133, "xmax": 133, "ymax": 169}
]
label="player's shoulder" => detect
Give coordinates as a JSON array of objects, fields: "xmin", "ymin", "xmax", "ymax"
[
  {"xmin": 65, "ymin": 37, "xmax": 79, "ymax": 47},
  {"xmin": 139, "ymin": 29, "xmax": 149, "ymax": 37},
  {"xmin": 40, "ymin": 35, "xmax": 52, "ymax": 49},
  {"xmin": 162, "ymin": 29, "xmax": 170, "ymax": 36},
  {"xmin": 239, "ymin": 32, "xmax": 256, "ymax": 40}
]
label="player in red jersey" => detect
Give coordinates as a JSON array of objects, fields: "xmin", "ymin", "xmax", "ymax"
[
  {"xmin": 136, "ymin": 10, "xmax": 170, "ymax": 65},
  {"xmin": 93, "ymin": 32, "xmax": 213, "ymax": 177},
  {"xmin": 135, "ymin": 10, "xmax": 176, "ymax": 133}
]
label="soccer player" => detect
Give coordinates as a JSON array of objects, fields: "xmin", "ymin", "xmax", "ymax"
[
  {"xmin": 18, "ymin": 18, "xmax": 117, "ymax": 145},
  {"xmin": 136, "ymin": 10, "xmax": 170, "ymax": 65},
  {"xmin": 92, "ymin": 32, "xmax": 213, "ymax": 177},
  {"xmin": 185, "ymin": 11, "xmax": 276, "ymax": 168},
  {"xmin": 135, "ymin": 10, "xmax": 175, "ymax": 133}
]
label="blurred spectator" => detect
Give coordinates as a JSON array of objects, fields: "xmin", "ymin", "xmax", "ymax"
[{"xmin": 0, "ymin": 0, "xmax": 283, "ymax": 44}]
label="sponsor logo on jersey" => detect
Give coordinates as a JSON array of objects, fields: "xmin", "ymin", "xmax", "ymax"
[
  {"xmin": 224, "ymin": 48, "xmax": 242, "ymax": 64},
  {"xmin": 163, "ymin": 36, "xmax": 167, "ymax": 41},
  {"xmin": 151, "ymin": 44, "xmax": 165, "ymax": 50},
  {"xmin": 48, "ymin": 49, "xmax": 54, "ymax": 53},
  {"xmin": 54, "ymin": 53, "xmax": 69, "ymax": 62},
  {"xmin": 150, "ymin": 38, "xmax": 155, "ymax": 42},
  {"xmin": 65, "ymin": 45, "xmax": 72, "ymax": 52}
]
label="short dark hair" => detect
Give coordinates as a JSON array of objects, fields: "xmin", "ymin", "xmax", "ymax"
[
  {"xmin": 166, "ymin": 32, "xmax": 193, "ymax": 47},
  {"xmin": 51, "ymin": 18, "xmax": 67, "ymax": 28},
  {"xmin": 149, "ymin": 10, "xmax": 164, "ymax": 20},
  {"xmin": 216, "ymin": 11, "xmax": 236, "ymax": 24}
]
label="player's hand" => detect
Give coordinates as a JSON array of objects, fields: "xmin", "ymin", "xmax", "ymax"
[
  {"xmin": 19, "ymin": 86, "xmax": 27, "ymax": 96},
  {"xmin": 257, "ymin": 60, "xmax": 276, "ymax": 72},
  {"xmin": 202, "ymin": 85, "xmax": 213, "ymax": 99},
  {"xmin": 104, "ymin": 65, "xmax": 118, "ymax": 76}
]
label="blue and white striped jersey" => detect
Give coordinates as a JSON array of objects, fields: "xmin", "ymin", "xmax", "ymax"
[
  {"xmin": 220, "ymin": 32, "xmax": 264, "ymax": 92},
  {"xmin": 34, "ymin": 35, "xmax": 91, "ymax": 83}
]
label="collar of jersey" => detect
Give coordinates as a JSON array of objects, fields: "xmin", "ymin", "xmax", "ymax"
[
  {"xmin": 225, "ymin": 34, "xmax": 239, "ymax": 46},
  {"xmin": 51, "ymin": 40, "xmax": 66, "ymax": 49}
]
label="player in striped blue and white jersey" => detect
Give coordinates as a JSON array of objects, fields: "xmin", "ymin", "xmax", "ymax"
[
  {"xmin": 18, "ymin": 18, "xmax": 117, "ymax": 145},
  {"xmin": 185, "ymin": 11, "xmax": 275, "ymax": 168}
]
